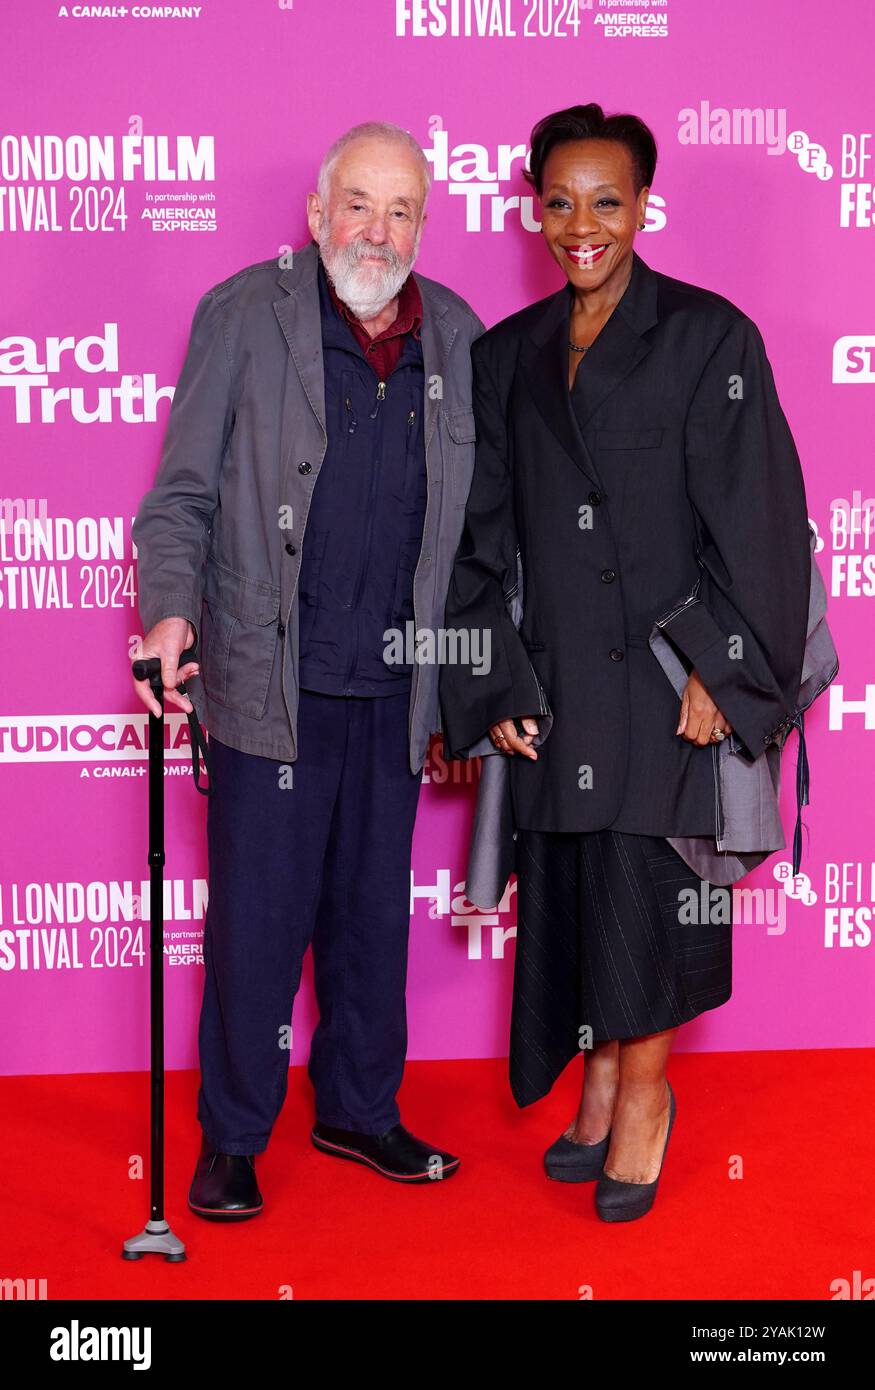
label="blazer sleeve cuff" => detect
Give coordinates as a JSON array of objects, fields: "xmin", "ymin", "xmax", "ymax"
[
  {"xmin": 440, "ymin": 625, "xmax": 550, "ymax": 760},
  {"xmin": 655, "ymin": 594, "xmax": 794, "ymax": 756}
]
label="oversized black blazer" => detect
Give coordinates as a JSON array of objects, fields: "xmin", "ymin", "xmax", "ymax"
[{"xmin": 438, "ymin": 249, "xmax": 812, "ymax": 836}]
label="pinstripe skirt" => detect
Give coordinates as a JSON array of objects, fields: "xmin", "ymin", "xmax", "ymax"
[{"xmin": 509, "ymin": 828, "xmax": 733, "ymax": 1108}]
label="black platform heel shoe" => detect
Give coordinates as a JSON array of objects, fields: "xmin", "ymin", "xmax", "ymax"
[
  {"xmin": 544, "ymin": 1128, "xmax": 611, "ymax": 1183},
  {"xmin": 595, "ymin": 1080, "xmax": 676, "ymax": 1222}
]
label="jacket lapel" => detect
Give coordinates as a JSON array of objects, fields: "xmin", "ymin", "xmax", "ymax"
[
  {"xmin": 416, "ymin": 286, "xmax": 456, "ymax": 455},
  {"xmin": 520, "ymin": 249, "xmax": 660, "ymax": 488},
  {"xmin": 274, "ymin": 240, "xmax": 326, "ymax": 436}
]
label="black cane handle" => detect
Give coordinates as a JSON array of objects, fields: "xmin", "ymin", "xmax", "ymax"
[
  {"xmin": 132, "ymin": 645, "xmax": 198, "ymax": 694},
  {"xmin": 131, "ymin": 643, "xmax": 212, "ymax": 796}
]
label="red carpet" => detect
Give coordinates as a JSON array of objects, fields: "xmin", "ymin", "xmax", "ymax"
[{"xmin": 5, "ymin": 1051, "xmax": 872, "ymax": 1301}]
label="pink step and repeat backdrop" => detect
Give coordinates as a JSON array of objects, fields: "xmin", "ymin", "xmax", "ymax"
[{"xmin": 1, "ymin": 1, "xmax": 873, "ymax": 1079}]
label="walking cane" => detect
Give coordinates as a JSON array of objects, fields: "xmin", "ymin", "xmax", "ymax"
[{"xmin": 122, "ymin": 645, "xmax": 212, "ymax": 1262}]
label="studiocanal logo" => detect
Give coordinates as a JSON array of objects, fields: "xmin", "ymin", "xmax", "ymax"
[
  {"xmin": 0, "ymin": 712, "xmax": 198, "ymax": 767},
  {"xmin": 832, "ymin": 336, "xmax": 875, "ymax": 383}
]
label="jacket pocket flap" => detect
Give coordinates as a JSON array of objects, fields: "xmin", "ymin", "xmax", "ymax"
[
  {"xmin": 594, "ymin": 427, "xmax": 664, "ymax": 449},
  {"xmin": 446, "ymin": 408, "xmax": 477, "ymax": 443},
  {"xmin": 205, "ymin": 561, "xmax": 281, "ymax": 624}
]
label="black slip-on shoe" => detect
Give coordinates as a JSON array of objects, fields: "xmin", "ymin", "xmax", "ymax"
[
  {"xmin": 188, "ymin": 1137, "xmax": 264, "ymax": 1222},
  {"xmin": 310, "ymin": 1121, "xmax": 460, "ymax": 1183},
  {"xmin": 544, "ymin": 1129, "xmax": 611, "ymax": 1182},
  {"xmin": 595, "ymin": 1080, "xmax": 676, "ymax": 1223}
]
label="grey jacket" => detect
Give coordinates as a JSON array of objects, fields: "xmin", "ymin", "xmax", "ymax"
[
  {"xmin": 132, "ymin": 240, "xmax": 485, "ymax": 771},
  {"xmin": 463, "ymin": 523, "xmax": 838, "ymax": 907}
]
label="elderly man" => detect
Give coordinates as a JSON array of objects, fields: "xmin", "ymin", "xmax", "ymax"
[{"xmin": 132, "ymin": 122, "xmax": 484, "ymax": 1219}]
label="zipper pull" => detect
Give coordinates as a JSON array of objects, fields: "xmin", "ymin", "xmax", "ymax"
[
  {"xmin": 370, "ymin": 380, "xmax": 386, "ymax": 418},
  {"xmin": 345, "ymin": 396, "xmax": 357, "ymax": 434},
  {"xmin": 407, "ymin": 408, "xmax": 415, "ymax": 432}
]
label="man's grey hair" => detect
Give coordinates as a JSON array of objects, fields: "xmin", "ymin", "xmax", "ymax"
[{"xmin": 316, "ymin": 122, "xmax": 432, "ymax": 213}]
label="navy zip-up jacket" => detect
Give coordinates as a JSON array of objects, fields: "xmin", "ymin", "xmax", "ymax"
[{"xmin": 297, "ymin": 262, "xmax": 428, "ymax": 696}]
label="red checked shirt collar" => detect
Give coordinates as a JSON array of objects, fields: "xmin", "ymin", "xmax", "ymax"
[{"xmin": 322, "ymin": 255, "xmax": 423, "ymax": 350}]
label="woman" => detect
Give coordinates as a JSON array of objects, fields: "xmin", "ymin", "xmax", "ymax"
[{"xmin": 438, "ymin": 104, "xmax": 812, "ymax": 1222}]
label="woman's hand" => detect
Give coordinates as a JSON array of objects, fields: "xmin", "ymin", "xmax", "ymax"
[
  {"xmin": 677, "ymin": 670, "xmax": 733, "ymax": 746},
  {"xmin": 489, "ymin": 717, "xmax": 540, "ymax": 759}
]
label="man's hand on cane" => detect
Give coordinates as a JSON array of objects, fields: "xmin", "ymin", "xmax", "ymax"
[{"xmin": 132, "ymin": 617, "xmax": 200, "ymax": 718}]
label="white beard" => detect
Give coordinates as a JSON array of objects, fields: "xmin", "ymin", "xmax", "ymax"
[{"xmin": 317, "ymin": 224, "xmax": 419, "ymax": 321}]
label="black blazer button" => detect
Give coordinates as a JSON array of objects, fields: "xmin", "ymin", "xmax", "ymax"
[
  {"xmin": 588, "ymin": 490, "xmax": 602, "ymax": 505},
  {"xmin": 298, "ymin": 462, "xmax": 312, "ymax": 474},
  {"xmin": 601, "ymin": 568, "xmax": 616, "ymax": 583},
  {"xmin": 609, "ymin": 647, "xmax": 624, "ymax": 661},
  {"xmin": 277, "ymin": 622, "xmax": 286, "ymax": 638},
  {"xmin": 285, "ymin": 542, "xmax": 297, "ymax": 555}
]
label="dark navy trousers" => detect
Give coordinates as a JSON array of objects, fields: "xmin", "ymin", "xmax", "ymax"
[{"xmin": 196, "ymin": 688, "xmax": 423, "ymax": 1155}]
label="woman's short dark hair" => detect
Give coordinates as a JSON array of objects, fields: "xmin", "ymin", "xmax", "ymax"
[{"xmin": 523, "ymin": 104, "xmax": 657, "ymax": 197}]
